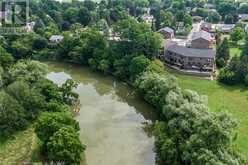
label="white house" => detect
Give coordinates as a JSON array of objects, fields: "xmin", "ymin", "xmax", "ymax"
[
  {"xmin": 49, "ymin": 35, "xmax": 64, "ymax": 43},
  {"xmin": 245, "ymin": 24, "xmax": 248, "ymax": 34}
]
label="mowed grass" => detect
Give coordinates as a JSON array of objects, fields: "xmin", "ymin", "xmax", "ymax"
[
  {"xmin": 0, "ymin": 127, "xmax": 41, "ymax": 164},
  {"xmin": 171, "ymin": 72, "xmax": 248, "ymax": 158}
]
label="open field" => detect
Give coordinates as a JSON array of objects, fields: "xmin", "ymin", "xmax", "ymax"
[{"xmin": 170, "ymin": 71, "xmax": 248, "ymax": 158}]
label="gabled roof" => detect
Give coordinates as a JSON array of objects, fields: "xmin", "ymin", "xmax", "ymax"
[
  {"xmin": 158, "ymin": 27, "xmax": 174, "ymax": 34},
  {"xmin": 192, "ymin": 30, "xmax": 212, "ymax": 41},
  {"xmin": 167, "ymin": 44, "xmax": 215, "ymax": 58}
]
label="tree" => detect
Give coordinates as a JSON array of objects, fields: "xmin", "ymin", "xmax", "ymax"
[
  {"xmin": 63, "ymin": 7, "xmax": 79, "ymax": 23},
  {"xmin": 6, "ymin": 81, "xmax": 45, "ymax": 120},
  {"xmin": 0, "ymin": 46, "xmax": 14, "ymax": 69},
  {"xmin": 238, "ymin": 3, "xmax": 248, "ymax": 14},
  {"xmin": 46, "ymin": 126, "xmax": 86, "ymax": 164},
  {"xmin": 114, "ymin": 17, "xmax": 162, "ymax": 58},
  {"xmin": 230, "ymin": 27, "xmax": 245, "ymax": 43},
  {"xmin": 216, "ymin": 38, "xmax": 230, "ymax": 68},
  {"xmin": 160, "ymin": 11, "xmax": 175, "ymax": 28},
  {"xmin": 78, "ymin": 7, "xmax": 91, "ymax": 26},
  {"xmin": 0, "ymin": 91, "xmax": 28, "ymax": 137},
  {"xmin": 243, "ymin": 35, "xmax": 248, "ymax": 56},
  {"xmin": 207, "ymin": 11, "xmax": 221, "ymax": 23},
  {"xmin": 10, "ymin": 60, "xmax": 48, "ymax": 83},
  {"xmin": 35, "ymin": 112, "xmax": 79, "ymax": 143},
  {"xmin": 129, "ymin": 55, "xmax": 150, "ymax": 80},
  {"xmin": 32, "ymin": 36, "xmax": 48, "ymax": 50},
  {"xmin": 60, "ymin": 79, "xmax": 79, "ymax": 105}
]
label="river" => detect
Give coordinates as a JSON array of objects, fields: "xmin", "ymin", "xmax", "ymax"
[{"xmin": 46, "ymin": 62, "xmax": 157, "ymax": 165}]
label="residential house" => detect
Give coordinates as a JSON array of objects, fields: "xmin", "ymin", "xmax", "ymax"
[
  {"xmin": 216, "ymin": 24, "xmax": 235, "ymax": 33},
  {"xmin": 158, "ymin": 27, "xmax": 174, "ymax": 39},
  {"xmin": 49, "ymin": 35, "xmax": 64, "ymax": 43},
  {"xmin": 239, "ymin": 14, "xmax": 248, "ymax": 22},
  {"xmin": 245, "ymin": 24, "xmax": 248, "ymax": 33},
  {"xmin": 162, "ymin": 44, "xmax": 215, "ymax": 73},
  {"xmin": 191, "ymin": 31, "xmax": 214, "ymax": 49}
]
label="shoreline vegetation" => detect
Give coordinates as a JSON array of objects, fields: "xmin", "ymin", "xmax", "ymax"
[{"xmin": 0, "ymin": 0, "xmax": 248, "ymax": 164}]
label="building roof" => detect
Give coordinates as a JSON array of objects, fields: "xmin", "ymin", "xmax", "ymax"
[
  {"xmin": 166, "ymin": 44, "xmax": 215, "ymax": 58},
  {"xmin": 49, "ymin": 35, "xmax": 64, "ymax": 41},
  {"xmin": 239, "ymin": 14, "xmax": 248, "ymax": 21},
  {"xmin": 218, "ymin": 24, "xmax": 235, "ymax": 32},
  {"xmin": 158, "ymin": 27, "xmax": 174, "ymax": 34},
  {"xmin": 245, "ymin": 24, "xmax": 248, "ymax": 33},
  {"xmin": 192, "ymin": 30, "xmax": 212, "ymax": 41}
]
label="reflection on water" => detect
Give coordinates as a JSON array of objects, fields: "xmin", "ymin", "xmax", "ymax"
[{"xmin": 46, "ymin": 62, "xmax": 156, "ymax": 165}]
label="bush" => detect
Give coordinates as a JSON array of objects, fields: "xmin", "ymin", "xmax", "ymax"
[
  {"xmin": 35, "ymin": 112, "xmax": 79, "ymax": 143},
  {"xmin": 46, "ymin": 126, "xmax": 86, "ymax": 164},
  {"xmin": 218, "ymin": 68, "xmax": 237, "ymax": 85},
  {"xmin": 216, "ymin": 58, "xmax": 226, "ymax": 68}
]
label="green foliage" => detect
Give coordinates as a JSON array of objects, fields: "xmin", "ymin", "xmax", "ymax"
[
  {"xmin": 114, "ymin": 17, "xmax": 162, "ymax": 58},
  {"xmin": 146, "ymin": 59, "xmax": 165, "ymax": 74},
  {"xmin": 129, "ymin": 55, "xmax": 150, "ymax": 80},
  {"xmin": 60, "ymin": 79, "xmax": 79, "ymax": 105},
  {"xmin": 230, "ymin": 27, "xmax": 245, "ymax": 43},
  {"xmin": 0, "ymin": 46, "xmax": 14, "ymax": 70},
  {"xmin": 46, "ymin": 126, "xmax": 85, "ymax": 165},
  {"xmin": 9, "ymin": 60, "xmax": 48, "ymax": 84},
  {"xmin": 135, "ymin": 72, "xmax": 178, "ymax": 110},
  {"xmin": 6, "ymin": 81, "xmax": 45, "ymax": 120},
  {"xmin": 0, "ymin": 91, "xmax": 28, "ymax": 137},
  {"xmin": 216, "ymin": 38, "xmax": 230, "ymax": 68},
  {"xmin": 35, "ymin": 112, "xmax": 79, "ymax": 143}
]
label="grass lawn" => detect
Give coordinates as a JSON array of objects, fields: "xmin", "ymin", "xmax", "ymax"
[
  {"xmin": 0, "ymin": 127, "xmax": 41, "ymax": 164},
  {"xmin": 170, "ymin": 71, "xmax": 248, "ymax": 158},
  {"xmin": 230, "ymin": 47, "xmax": 242, "ymax": 58}
]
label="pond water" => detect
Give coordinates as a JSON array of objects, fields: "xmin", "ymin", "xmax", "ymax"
[{"xmin": 46, "ymin": 62, "xmax": 157, "ymax": 165}]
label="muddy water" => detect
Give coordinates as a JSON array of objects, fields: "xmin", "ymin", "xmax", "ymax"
[{"xmin": 46, "ymin": 62, "xmax": 157, "ymax": 165}]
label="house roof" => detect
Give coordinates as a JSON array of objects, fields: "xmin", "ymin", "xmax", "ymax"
[
  {"xmin": 192, "ymin": 30, "xmax": 212, "ymax": 41},
  {"xmin": 239, "ymin": 14, "xmax": 248, "ymax": 21},
  {"xmin": 245, "ymin": 24, "xmax": 248, "ymax": 32},
  {"xmin": 49, "ymin": 35, "xmax": 64, "ymax": 41},
  {"xmin": 218, "ymin": 24, "xmax": 235, "ymax": 32},
  {"xmin": 158, "ymin": 27, "xmax": 174, "ymax": 34},
  {"xmin": 166, "ymin": 44, "xmax": 215, "ymax": 58}
]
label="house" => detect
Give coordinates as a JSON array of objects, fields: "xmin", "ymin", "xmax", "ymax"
[
  {"xmin": 158, "ymin": 27, "xmax": 174, "ymax": 39},
  {"xmin": 162, "ymin": 44, "xmax": 215, "ymax": 73},
  {"xmin": 201, "ymin": 22, "xmax": 212, "ymax": 32},
  {"xmin": 245, "ymin": 24, "xmax": 248, "ymax": 33},
  {"xmin": 49, "ymin": 35, "xmax": 64, "ymax": 43},
  {"xmin": 216, "ymin": 24, "xmax": 235, "ymax": 33},
  {"xmin": 191, "ymin": 31, "xmax": 214, "ymax": 49},
  {"xmin": 239, "ymin": 14, "xmax": 248, "ymax": 22},
  {"xmin": 204, "ymin": 3, "xmax": 216, "ymax": 9}
]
